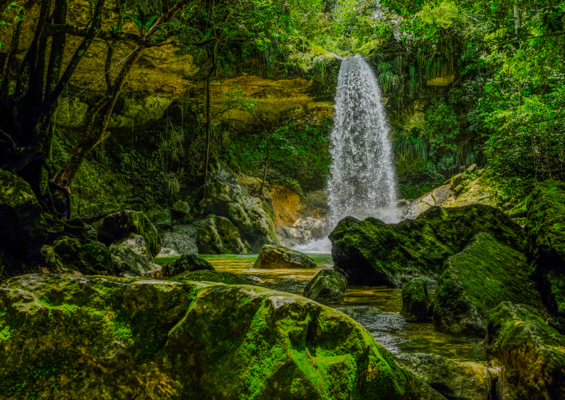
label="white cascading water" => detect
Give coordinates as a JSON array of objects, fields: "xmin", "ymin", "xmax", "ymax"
[{"xmin": 293, "ymin": 55, "xmax": 399, "ymax": 253}]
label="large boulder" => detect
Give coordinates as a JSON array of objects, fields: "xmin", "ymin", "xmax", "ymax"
[
  {"xmin": 0, "ymin": 274, "xmax": 441, "ymax": 399},
  {"xmin": 255, "ymin": 245, "xmax": 317, "ymax": 269},
  {"xmin": 0, "ymin": 169, "xmax": 47, "ymax": 258},
  {"xmin": 434, "ymin": 233, "xmax": 542, "ymax": 335},
  {"xmin": 162, "ymin": 225, "xmax": 198, "ymax": 255},
  {"xmin": 160, "ymin": 254, "xmax": 215, "ymax": 278},
  {"xmin": 486, "ymin": 302, "xmax": 565, "ymax": 400},
  {"xmin": 170, "ymin": 269, "xmax": 250, "ymax": 285},
  {"xmin": 195, "ymin": 214, "xmax": 250, "ymax": 254},
  {"xmin": 97, "ymin": 210, "xmax": 161, "ymax": 257},
  {"xmin": 396, "ymin": 353, "xmax": 498, "ymax": 400},
  {"xmin": 525, "ymin": 180, "xmax": 565, "ymax": 331},
  {"xmin": 330, "ymin": 205, "xmax": 523, "ymax": 287},
  {"xmin": 401, "ymin": 278, "xmax": 432, "ymax": 322},
  {"xmin": 110, "ymin": 234, "xmax": 162, "ymax": 278},
  {"xmin": 53, "ymin": 236, "xmax": 114, "ymax": 275},
  {"xmin": 303, "ymin": 269, "xmax": 347, "ymax": 304},
  {"xmin": 200, "ymin": 162, "xmax": 279, "ymax": 252}
]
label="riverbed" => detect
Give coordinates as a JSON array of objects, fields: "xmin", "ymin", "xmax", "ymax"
[{"xmin": 191, "ymin": 254, "xmax": 486, "ymax": 362}]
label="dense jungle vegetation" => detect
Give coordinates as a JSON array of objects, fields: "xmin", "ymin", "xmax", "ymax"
[{"xmin": 0, "ymin": 0, "xmax": 564, "ymax": 209}]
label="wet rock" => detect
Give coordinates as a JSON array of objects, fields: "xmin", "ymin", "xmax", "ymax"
[
  {"xmin": 109, "ymin": 234, "xmax": 162, "ymax": 278},
  {"xmin": 0, "ymin": 273, "xmax": 438, "ymax": 399},
  {"xmin": 525, "ymin": 179, "xmax": 565, "ymax": 332},
  {"xmin": 404, "ymin": 169, "xmax": 495, "ymax": 219},
  {"xmin": 200, "ymin": 162, "xmax": 279, "ymax": 252},
  {"xmin": 144, "ymin": 207, "xmax": 172, "ymax": 230},
  {"xmin": 304, "ymin": 269, "xmax": 347, "ymax": 304},
  {"xmin": 330, "ymin": 204, "xmax": 523, "ymax": 287},
  {"xmin": 38, "ymin": 245, "xmax": 66, "ymax": 273},
  {"xmin": 156, "ymin": 247, "xmax": 180, "ymax": 257},
  {"xmin": 337, "ymin": 306, "xmax": 410, "ymax": 354},
  {"xmin": 255, "ymin": 244, "xmax": 317, "ymax": 269},
  {"xmin": 53, "ymin": 236, "xmax": 114, "ymax": 275},
  {"xmin": 0, "ymin": 169, "xmax": 47, "ymax": 258},
  {"xmin": 396, "ymin": 353, "xmax": 498, "ymax": 400},
  {"xmin": 263, "ymin": 278, "xmax": 308, "ymax": 292},
  {"xmin": 195, "ymin": 214, "xmax": 250, "ymax": 254},
  {"xmin": 170, "ymin": 269, "xmax": 250, "ymax": 285},
  {"xmin": 97, "ymin": 210, "xmax": 161, "ymax": 257},
  {"xmin": 434, "ymin": 233, "xmax": 542, "ymax": 335},
  {"xmin": 401, "ymin": 278, "xmax": 432, "ymax": 322},
  {"xmin": 160, "ymin": 254, "xmax": 214, "ymax": 278},
  {"xmin": 162, "ymin": 227, "xmax": 198, "ymax": 256},
  {"xmin": 486, "ymin": 302, "xmax": 565, "ymax": 400}
]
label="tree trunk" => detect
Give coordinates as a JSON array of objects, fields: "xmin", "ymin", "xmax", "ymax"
[
  {"xmin": 204, "ymin": 73, "xmax": 211, "ymax": 183},
  {"xmin": 55, "ymin": 48, "xmax": 144, "ymax": 185}
]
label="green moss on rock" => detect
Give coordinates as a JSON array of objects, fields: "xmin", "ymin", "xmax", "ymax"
[
  {"xmin": 433, "ymin": 233, "xmax": 542, "ymax": 335},
  {"xmin": 525, "ymin": 179, "xmax": 565, "ymax": 331},
  {"xmin": 401, "ymin": 278, "xmax": 431, "ymax": 322},
  {"xmin": 53, "ymin": 237, "xmax": 114, "ymax": 275},
  {"xmin": 330, "ymin": 205, "xmax": 524, "ymax": 287},
  {"xmin": 160, "ymin": 254, "xmax": 215, "ymax": 278},
  {"xmin": 97, "ymin": 210, "xmax": 161, "ymax": 257},
  {"xmin": 195, "ymin": 214, "xmax": 251, "ymax": 254},
  {"xmin": 303, "ymin": 269, "xmax": 347, "ymax": 304},
  {"xmin": 170, "ymin": 269, "xmax": 251, "ymax": 285},
  {"xmin": 0, "ymin": 274, "xmax": 439, "ymax": 399},
  {"xmin": 486, "ymin": 302, "xmax": 565, "ymax": 400},
  {"xmin": 0, "ymin": 169, "xmax": 47, "ymax": 258},
  {"xmin": 255, "ymin": 245, "xmax": 317, "ymax": 269}
]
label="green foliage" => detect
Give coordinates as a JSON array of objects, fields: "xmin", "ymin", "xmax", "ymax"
[{"xmin": 225, "ymin": 121, "xmax": 332, "ymax": 191}]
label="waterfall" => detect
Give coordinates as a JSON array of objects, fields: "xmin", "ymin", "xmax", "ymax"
[{"xmin": 293, "ymin": 55, "xmax": 399, "ymax": 254}]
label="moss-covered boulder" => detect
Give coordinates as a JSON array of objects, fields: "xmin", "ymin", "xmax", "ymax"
[
  {"xmin": 160, "ymin": 254, "xmax": 215, "ymax": 278},
  {"xmin": 170, "ymin": 269, "xmax": 250, "ymax": 285},
  {"xmin": 330, "ymin": 205, "xmax": 523, "ymax": 287},
  {"xmin": 200, "ymin": 162, "xmax": 279, "ymax": 252},
  {"xmin": 0, "ymin": 274, "xmax": 441, "ymax": 399},
  {"xmin": 401, "ymin": 278, "xmax": 432, "ymax": 322},
  {"xmin": 396, "ymin": 353, "xmax": 498, "ymax": 400},
  {"xmin": 0, "ymin": 169, "xmax": 47, "ymax": 257},
  {"xmin": 303, "ymin": 269, "xmax": 347, "ymax": 304},
  {"xmin": 255, "ymin": 245, "xmax": 317, "ymax": 269},
  {"xmin": 434, "ymin": 233, "xmax": 542, "ymax": 335},
  {"xmin": 38, "ymin": 245, "xmax": 66, "ymax": 273},
  {"xmin": 97, "ymin": 210, "xmax": 161, "ymax": 257},
  {"xmin": 195, "ymin": 214, "xmax": 251, "ymax": 254},
  {"xmin": 525, "ymin": 180, "xmax": 565, "ymax": 331},
  {"xmin": 486, "ymin": 302, "xmax": 565, "ymax": 400},
  {"xmin": 53, "ymin": 236, "xmax": 114, "ymax": 275},
  {"xmin": 110, "ymin": 234, "xmax": 162, "ymax": 278}
]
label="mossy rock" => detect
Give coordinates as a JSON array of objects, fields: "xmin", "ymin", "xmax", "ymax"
[
  {"xmin": 0, "ymin": 274, "xmax": 441, "ymax": 399},
  {"xmin": 255, "ymin": 245, "xmax": 317, "ymax": 269},
  {"xmin": 330, "ymin": 205, "xmax": 524, "ymax": 287},
  {"xmin": 110, "ymin": 234, "xmax": 162, "ymax": 278},
  {"xmin": 433, "ymin": 233, "xmax": 542, "ymax": 335},
  {"xmin": 0, "ymin": 169, "xmax": 47, "ymax": 258},
  {"xmin": 97, "ymin": 210, "xmax": 161, "ymax": 257},
  {"xmin": 486, "ymin": 302, "xmax": 565, "ymax": 399},
  {"xmin": 195, "ymin": 214, "xmax": 251, "ymax": 254},
  {"xmin": 303, "ymin": 269, "xmax": 347, "ymax": 304},
  {"xmin": 160, "ymin": 254, "xmax": 215, "ymax": 278},
  {"xmin": 53, "ymin": 237, "xmax": 114, "ymax": 275},
  {"xmin": 170, "ymin": 269, "xmax": 250, "ymax": 285},
  {"xmin": 525, "ymin": 179, "xmax": 565, "ymax": 329},
  {"xmin": 39, "ymin": 245, "xmax": 66, "ymax": 273},
  {"xmin": 396, "ymin": 353, "xmax": 497, "ymax": 400},
  {"xmin": 401, "ymin": 278, "xmax": 431, "ymax": 322}
]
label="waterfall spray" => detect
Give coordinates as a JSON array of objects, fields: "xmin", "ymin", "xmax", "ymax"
[{"xmin": 293, "ymin": 55, "xmax": 399, "ymax": 253}]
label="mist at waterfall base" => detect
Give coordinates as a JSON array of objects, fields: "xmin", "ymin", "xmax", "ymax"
[{"xmin": 293, "ymin": 55, "xmax": 399, "ymax": 254}]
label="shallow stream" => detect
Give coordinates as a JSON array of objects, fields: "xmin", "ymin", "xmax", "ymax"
[{"xmin": 200, "ymin": 254, "xmax": 486, "ymax": 362}]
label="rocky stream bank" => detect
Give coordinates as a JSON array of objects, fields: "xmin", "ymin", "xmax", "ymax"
[{"xmin": 1, "ymin": 167, "xmax": 565, "ymax": 399}]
